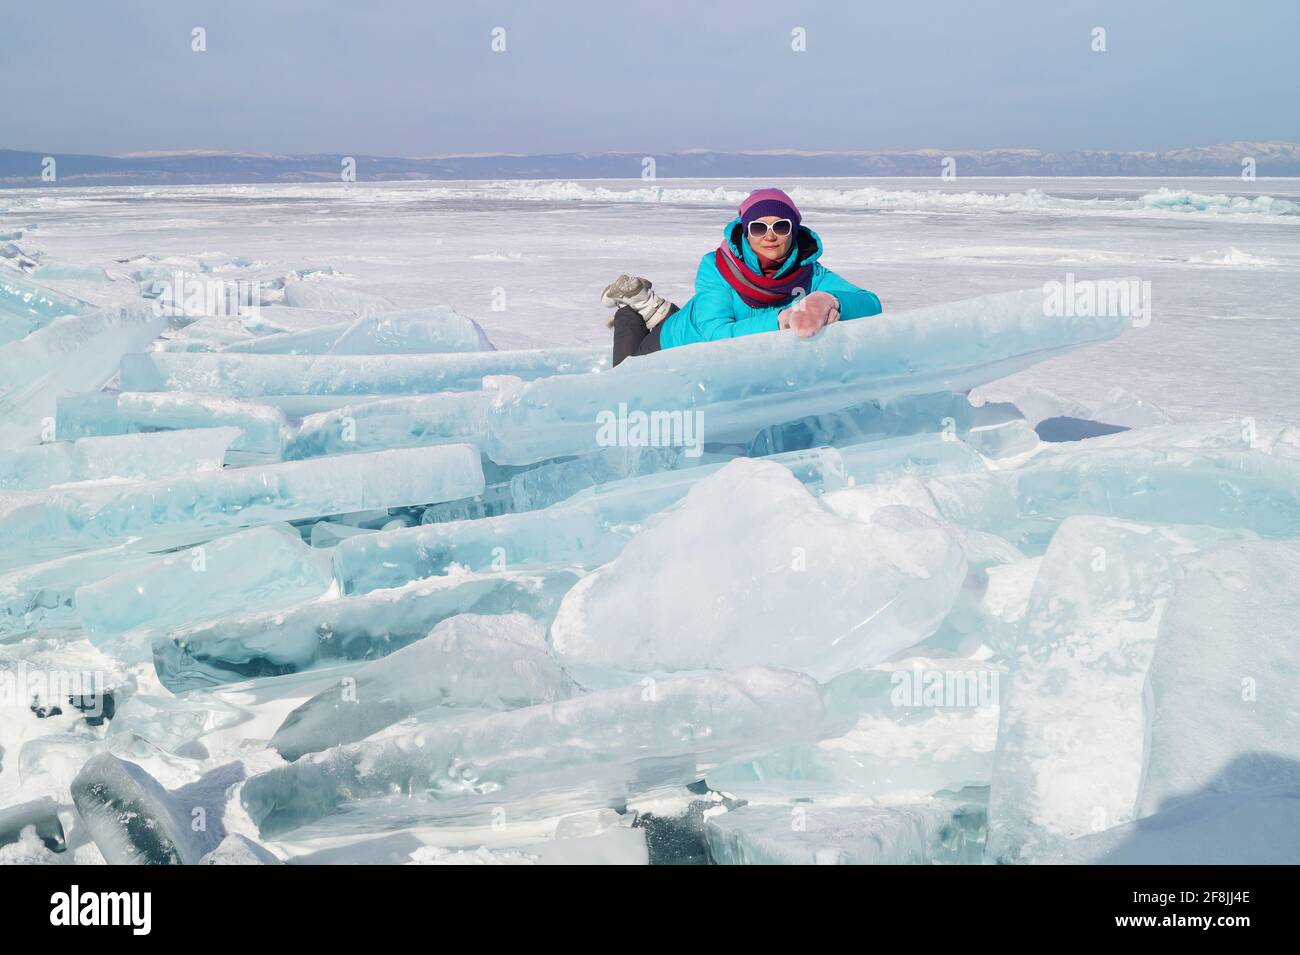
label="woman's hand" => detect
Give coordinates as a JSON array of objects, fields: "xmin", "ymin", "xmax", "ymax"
[{"xmin": 778, "ymin": 292, "xmax": 840, "ymax": 338}]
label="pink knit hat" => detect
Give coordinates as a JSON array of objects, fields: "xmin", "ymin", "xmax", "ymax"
[{"xmin": 738, "ymin": 188, "xmax": 801, "ymax": 229}]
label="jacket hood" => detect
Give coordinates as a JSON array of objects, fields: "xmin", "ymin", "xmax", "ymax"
[{"xmin": 723, "ymin": 216, "xmax": 823, "ymax": 277}]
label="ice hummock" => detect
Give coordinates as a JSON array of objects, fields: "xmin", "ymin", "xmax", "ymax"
[
  {"xmin": 1, "ymin": 541, "xmax": 175, "ymax": 636},
  {"xmin": 0, "ymin": 271, "xmax": 86, "ymax": 344},
  {"xmin": 0, "ymin": 444, "xmax": 484, "ymax": 570},
  {"xmin": 706, "ymin": 656, "xmax": 1003, "ymax": 804},
  {"xmin": 4, "ymin": 247, "xmax": 1295, "ymax": 865},
  {"xmin": 332, "ymin": 435, "xmax": 982, "ymax": 596},
  {"xmin": 120, "ymin": 345, "xmax": 608, "ymax": 397},
  {"xmin": 56, "ymin": 391, "xmax": 288, "ymax": 462},
  {"xmin": 240, "ymin": 666, "xmax": 826, "ymax": 837},
  {"xmin": 0, "ymin": 796, "xmax": 66, "ymax": 853},
  {"xmin": 105, "ymin": 691, "xmax": 248, "ymax": 756},
  {"xmin": 285, "ymin": 392, "xmax": 488, "ymax": 460},
  {"xmin": 549, "ymin": 458, "xmax": 967, "ymax": 684},
  {"xmin": 74, "ymin": 523, "xmax": 332, "ymax": 656},
  {"xmin": 0, "ymin": 427, "xmax": 239, "ymax": 490},
  {"xmin": 1138, "ymin": 537, "xmax": 1300, "ymax": 815},
  {"xmin": 152, "ymin": 569, "xmax": 578, "ymax": 692},
  {"xmin": 270, "ymin": 612, "xmax": 575, "ymax": 761},
  {"xmin": 985, "ymin": 516, "xmax": 1251, "ymax": 863},
  {"xmin": 923, "ymin": 420, "xmax": 1300, "ymax": 552},
  {"xmin": 113, "ymin": 286, "xmax": 1127, "ymax": 468},
  {"xmin": 70, "ymin": 753, "xmax": 214, "ymax": 864},
  {"xmin": 482, "ymin": 287, "xmax": 1130, "ymax": 465},
  {"xmin": 0, "ymin": 306, "xmax": 167, "ymax": 449}
]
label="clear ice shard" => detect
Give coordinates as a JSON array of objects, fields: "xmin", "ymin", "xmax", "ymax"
[
  {"xmin": 225, "ymin": 307, "xmax": 495, "ymax": 355},
  {"xmin": 70, "ymin": 753, "xmax": 213, "ymax": 864},
  {"xmin": 936, "ymin": 553, "xmax": 1041, "ymax": 657},
  {"xmin": 107, "ymin": 691, "xmax": 248, "ymax": 755},
  {"xmin": 75, "ymin": 523, "xmax": 332, "ymax": 654},
  {"xmin": 0, "ymin": 306, "xmax": 167, "ymax": 449},
  {"xmin": 1, "ymin": 542, "xmax": 182, "ymax": 635},
  {"xmin": 333, "ymin": 435, "xmax": 984, "ymax": 596},
  {"xmin": 119, "ymin": 345, "xmax": 608, "ymax": 397},
  {"xmin": 985, "ymin": 516, "xmax": 1251, "ymax": 863},
  {"xmin": 963, "ymin": 418, "xmax": 1040, "ymax": 459},
  {"xmin": 0, "ymin": 271, "xmax": 85, "ymax": 343},
  {"xmin": 209, "ymin": 323, "xmax": 357, "ymax": 356},
  {"xmin": 504, "ymin": 445, "xmax": 695, "ymax": 511},
  {"xmin": 240, "ymin": 665, "xmax": 826, "ymax": 837},
  {"xmin": 152, "ymin": 569, "xmax": 577, "ymax": 692},
  {"xmin": 1138, "ymin": 537, "xmax": 1300, "ymax": 816},
  {"xmin": 270, "ymin": 612, "xmax": 575, "ymax": 761},
  {"xmin": 112, "ymin": 286, "xmax": 1123, "ymax": 465},
  {"xmin": 0, "ymin": 796, "xmax": 66, "ymax": 853},
  {"xmin": 288, "ymin": 392, "xmax": 990, "ymax": 471},
  {"xmin": 18, "ymin": 731, "xmax": 185, "ymax": 796},
  {"xmin": 741, "ymin": 392, "xmax": 976, "ymax": 458},
  {"xmin": 704, "ymin": 799, "xmax": 986, "ymax": 865},
  {"xmin": 56, "ymin": 391, "xmax": 288, "ymax": 462},
  {"xmin": 481, "ymin": 287, "xmax": 1130, "ymax": 465},
  {"xmin": 332, "ymin": 446, "xmax": 851, "ymax": 594},
  {"xmin": 285, "ymin": 392, "xmax": 488, "ymax": 460},
  {"xmin": 707, "ymin": 657, "xmax": 1003, "ymax": 802},
  {"xmin": 549, "ymin": 458, "xmax": 967, "ymax": 684},
  {"xmin": 924, "ymin": 420, "xmax": 1300, "ymax": 551},
  {"xmin": 0, "ymin": 427, "xmax": 239, "ymax": 490},
  {"xmin": 0, "ymin": 444, "xmax": 484, "ymax": 569}
]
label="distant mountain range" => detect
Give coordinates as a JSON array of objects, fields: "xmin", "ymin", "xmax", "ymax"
[{"xmin": 2, "ymin": 142, "xmax": 1297, "ymax": 187}]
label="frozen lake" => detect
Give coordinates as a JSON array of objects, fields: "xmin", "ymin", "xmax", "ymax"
[
  {"xmin": 5, "ymin": 176, "xmax": 1298, "ymax": 421},
  {"xmin": 2, "ymin": 176, "xmax": 1298, "ymax": 865}
]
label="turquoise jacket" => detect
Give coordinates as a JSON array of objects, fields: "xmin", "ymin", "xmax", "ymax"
[{"xmin": 658, "ymin": 217, "xmax": 882, "ymax": 350}]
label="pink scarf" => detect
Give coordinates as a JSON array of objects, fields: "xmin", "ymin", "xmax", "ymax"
[{"xmin": 713, "ymin": 228, "xmax": 815, "ymax": 308}]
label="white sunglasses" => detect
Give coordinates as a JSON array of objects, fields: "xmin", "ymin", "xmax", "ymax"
[{"xmin": 746, "ymin": 218, "xmax": 794, "ymax": 239}]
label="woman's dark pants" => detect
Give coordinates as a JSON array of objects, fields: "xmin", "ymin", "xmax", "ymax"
[{"xmin": 612, "ymin": 303, "xmax": 677, "ymax": 367}]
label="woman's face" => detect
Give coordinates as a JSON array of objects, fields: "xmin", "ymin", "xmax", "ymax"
[{"xmin": 747, "ymin": 215, "xmax": 794, "ymax": 260}]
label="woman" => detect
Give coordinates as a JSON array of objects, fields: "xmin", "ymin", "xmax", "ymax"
[{"xmin": 602, "ymin": 188, "xmax": 882, "ymax": 366}]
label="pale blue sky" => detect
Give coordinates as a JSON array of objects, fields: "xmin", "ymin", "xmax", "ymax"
[{"xmin": 4, "ymin": 0, "xmax": 1297, "ymax": 155}]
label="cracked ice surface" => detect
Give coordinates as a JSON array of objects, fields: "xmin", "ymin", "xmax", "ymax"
[{"xmin": 2, "ymin": 178, "xmax": 1298, "ymax": 864}]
